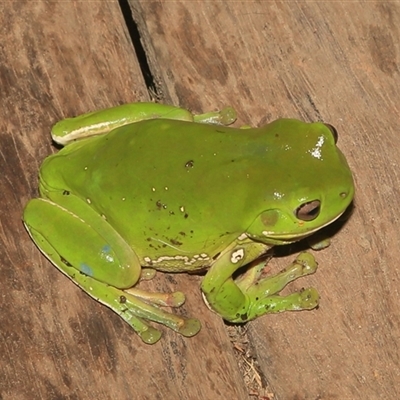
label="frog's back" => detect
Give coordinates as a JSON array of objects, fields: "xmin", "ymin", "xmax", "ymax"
[{"xmin": 40, "ymin": 119, "xmax": 274, "ymax": 264}]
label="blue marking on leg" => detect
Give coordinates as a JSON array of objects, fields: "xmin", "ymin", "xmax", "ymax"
[{"xmin": 80, "ymin": 263, "xmax": 94, "ymax": 277}]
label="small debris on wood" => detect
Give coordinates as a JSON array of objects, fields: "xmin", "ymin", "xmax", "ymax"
[{"xmin": 226, "ymin": 324, "xmax": 275, "ymax": 400}]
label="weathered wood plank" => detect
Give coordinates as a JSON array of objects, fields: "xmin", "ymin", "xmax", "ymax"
[
  {"xmin": 134, "ymin": 0, "xmax": 400, "ymax": 398},
  {"xmin": 0, "ymin": 1, "xmax": 248, "ymax": 399}
]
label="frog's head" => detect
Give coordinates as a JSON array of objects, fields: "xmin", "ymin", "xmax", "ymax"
[{"xmin": 247, "ymin": 119, "xmax": 354, "ymax": 244}]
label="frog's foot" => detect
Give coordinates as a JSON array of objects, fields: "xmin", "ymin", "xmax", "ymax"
[
  {"xmin": 193, "ymin": 106, "xmax": 237, "ymax": 125},
  {"xmin": 307, "ymin": 235, "xmax": 331, "ymax": 251},
  {"xmin": 70, "ymin": 272, "xmax": 201, "ymax": 344},
  {"xmin": 45, "ymin": 253, "xmax": 200, "ymax": 344},
  {"xmin": 110, "ymin": 285, "xmax": 201, "ymax": 343},
  {"xmin": 234, "ymin": 252, "xmax": 319, "ymax": 322}
]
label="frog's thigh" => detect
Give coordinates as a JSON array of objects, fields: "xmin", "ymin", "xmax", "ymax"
[{"xmin": 23, "ymin": 195, "xmax": 141, "ymax": 288}]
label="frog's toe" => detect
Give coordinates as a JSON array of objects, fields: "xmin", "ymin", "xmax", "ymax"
[
  {"xmin": 295, "ymin": 252, "xmax": 318, "ymax": 275},
  {"xmin": 219, "ymin": 106, "xmax": 237, "ymax": 125},
  {"xmin": 138, "ymin": 326, "xmax": 162, "ymax": 344},
  {"xmin": 297, "ymin": 287, "xmax": 319, "ymax": 310},
  {"xmin": 176, "ymin": 318, "xmax": 201, "ymax": 337},
  {"xmin": 123, "ymin": 313, "xmax": 163, "ymax": 344},
  {"xmin": 168, "ymin": 291, "xmax": 186, "ymax": 307}
]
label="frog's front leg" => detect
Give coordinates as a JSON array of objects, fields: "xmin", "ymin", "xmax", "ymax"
[
  {"xmin": 201, "ymin": 240, "xmax": 319, "ymax": 323},
  {"xmin": 23, "ymin": 192, "xmax": 201, "ymax": 344},
  {"xmin": 52, "ymin": 102, "xmax": 236, "ymax": 145}
]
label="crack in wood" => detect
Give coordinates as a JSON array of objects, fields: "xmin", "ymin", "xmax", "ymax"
[{"xmin": 118, "ymin": 0, "xmax": 159, "ymax": 97}]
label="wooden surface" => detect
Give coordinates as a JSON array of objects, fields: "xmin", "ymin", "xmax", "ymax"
[{"xmin": 1, "ymin": 1, "xmax": 399, "ymax": 399}]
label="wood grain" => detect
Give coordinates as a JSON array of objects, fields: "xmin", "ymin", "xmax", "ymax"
[{"xmin": 2, "ymin": 0, "xmax": 400, "ymax": 399}]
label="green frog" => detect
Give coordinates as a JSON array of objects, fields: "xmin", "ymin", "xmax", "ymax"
[{"xmin": 23, "ymin": 102, "xmax": 354, "ymax": 343}]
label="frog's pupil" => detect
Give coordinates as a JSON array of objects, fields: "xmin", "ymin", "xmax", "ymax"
[{"xmin": 295, "ymin": 200, "xmax": 320, "ymax": 221}]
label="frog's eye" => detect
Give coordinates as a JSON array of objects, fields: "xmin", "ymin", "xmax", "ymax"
[
  {"xmin": 295, "ymin": 200, "xmax": 321, "ymax": 221},
  {"xmin": 323, "ymin": 123, "xmax": 338, "ymax": 143}
]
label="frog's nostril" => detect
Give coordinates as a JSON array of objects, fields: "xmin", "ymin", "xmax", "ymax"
[{"xmin": 295, "ymin": 200, "xmax": 321, "ymax": 221}]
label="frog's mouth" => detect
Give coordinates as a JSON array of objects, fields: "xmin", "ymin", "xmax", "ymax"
[{"xmin": 261, "ymin": 209, "xmax": 346, "ymax": 243}]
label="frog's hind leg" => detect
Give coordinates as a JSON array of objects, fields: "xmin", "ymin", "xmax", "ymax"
[
  {"xmin": 51, "ymin": 103, "xmax": 195, "ymax": 145},
  {"xmin": 23, "ymin": 196, "xmax": 201, "ymax": 344},
  {"xmin": 52, "ymin": 102, "xmax": 238, "ymax": 145}
]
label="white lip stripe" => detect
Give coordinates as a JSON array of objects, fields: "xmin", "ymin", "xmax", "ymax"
[{"xmin": 262, "ymin": 209, "xmax": 345, "ymax": 239}]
